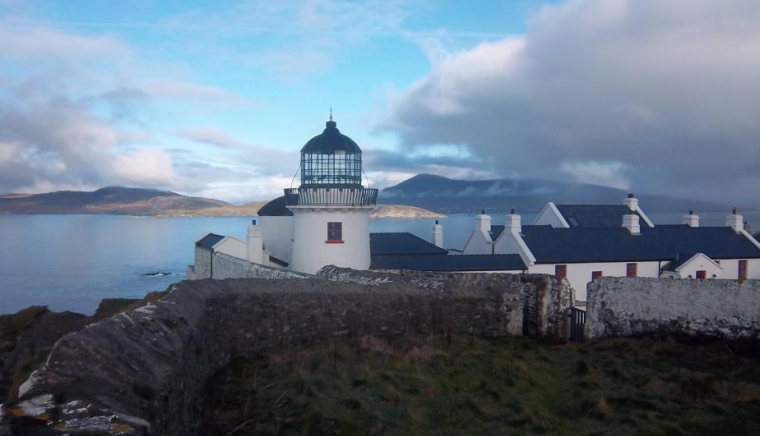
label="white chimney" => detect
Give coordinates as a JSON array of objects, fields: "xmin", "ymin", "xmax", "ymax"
[
  {"xmin": 432, "ymin": 220, "xmax": 444, "ymax": 248},
  {"xmin": 247, "ymin": 219, "xmax": 264, "ymax": 264},
  {"xmin": 623, "ymin": 214, "xmax": 640, "ymax": 235},
  {"xmin": 505, "ymin": 208, "xmax": 522, "ymax": 233},
  {"xmin": 475, "ymin": 209, "xmax": 492, "ymax": 232},
  {"xmin": 683, "ymin": 210, "xmax": 699, "ymax": 228},
  {"xmin": 623, "ymin": 193, "xmax": 638, "ymax": 211},
  {"xmin": 726, "ymin": 208, "xmax": 743, "ymax": 233}
]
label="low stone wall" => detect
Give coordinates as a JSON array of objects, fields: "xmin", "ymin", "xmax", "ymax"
[
  {"xmin": 586, "ymin": 277, "xmax": 760, "ymax": 340},
  {"xmin": 4, "ymin": 271, "xmax": 572, "ymax": 435}
]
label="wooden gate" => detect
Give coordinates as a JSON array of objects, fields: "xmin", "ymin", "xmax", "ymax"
[{"xmin": 570, "ymin": 307, "xmax": 586, "ymax": 342}]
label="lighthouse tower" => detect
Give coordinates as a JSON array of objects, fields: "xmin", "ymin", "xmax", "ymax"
[{"xmin": 286, "ymin": 116, "xmax": 378, "ymax": 274}]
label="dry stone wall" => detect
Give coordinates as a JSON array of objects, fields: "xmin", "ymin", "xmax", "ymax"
[
  {"xmin": 3, "ymin": 270, "xmax": 572, "ymax": 435},
  {"xmin": 586, "ymin": 277, "xmax": 760, "ymax": 340}
]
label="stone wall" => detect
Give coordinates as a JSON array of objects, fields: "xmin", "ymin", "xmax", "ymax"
[
  {"xmin": 586, "ymin": 277, "xmax": 760, "ymax": 340},
  {"xmin": 3, "ymin": 271, "xmax": 572, "ymax": 435}
]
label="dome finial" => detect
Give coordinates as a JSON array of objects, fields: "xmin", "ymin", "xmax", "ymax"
[{"xmin": 329, "ymin": 107, "xmax": 333, "ymax": 122}]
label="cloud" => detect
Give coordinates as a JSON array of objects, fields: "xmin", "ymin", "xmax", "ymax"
[
  {"xmin": 176, "ymin": 127, "xmax": 248, "ymax": 149},
  {"xmin": 384, "ymin": 0, "xmax": 760, "ymax": 203}
]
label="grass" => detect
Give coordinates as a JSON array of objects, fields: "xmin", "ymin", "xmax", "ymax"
[{"xmin": 204, "ymin": 335, "xmax": 760, "ymax": 436}]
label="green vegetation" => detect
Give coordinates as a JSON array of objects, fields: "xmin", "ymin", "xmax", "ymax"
[
  {"xmin": 0, "ymin": 306, "xmax": 48, "ymax": 342},
  {"xmin": 205, "ymin": 335, "xmax": 760, "ymax": 436}
]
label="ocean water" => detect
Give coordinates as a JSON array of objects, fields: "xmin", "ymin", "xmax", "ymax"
[{"xmin": 1, "ymin": 211, "xmax": 758, "ymax": 315}]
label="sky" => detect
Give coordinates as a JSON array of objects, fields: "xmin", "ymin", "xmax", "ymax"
[{"xmin": 0, "ymin": 0, "xmax": 759, "ymax": 204}]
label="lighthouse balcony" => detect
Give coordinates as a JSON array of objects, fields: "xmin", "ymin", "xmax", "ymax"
[{"xmin": 284, "ymin": 187, "xmax": 378, "ymax": 207}]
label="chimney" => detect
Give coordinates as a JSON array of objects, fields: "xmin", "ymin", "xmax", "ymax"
[
  {"xmin": 623, "ymin": 214, "xmax": 641, "ymax": 235},
  {"xmin": 247, "ymin": 219, "xmax": 264, "ymax": 264},
  {"xmin": 726, "ymin": 208, "xmax": 744, "ymax": 233},
  {"xmin": 475, "ymin": 209, "xmax": 492, "ymax": 232},
  {"xmin": 682, "ymin": 210, "xmax": 699, "ymax": 228},
  {"xmin": 432, "ymin": 219, "xmax": 444, "ymax": 248},
  {"xmin": 505, "ymin": 208, "xmax": 522, "ymax": 233},
  {"xmin": 623, "ymin": 193, "xmax": 638, "ymax": 211}
]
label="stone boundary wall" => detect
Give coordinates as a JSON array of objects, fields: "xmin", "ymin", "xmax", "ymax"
[
  {"xmin": 587, "ymin": 277, "xmax": 760, "ymax": 340},
  {"xmin": 4, "ymin": 272, "xmax": 572, "ymax": 435}
]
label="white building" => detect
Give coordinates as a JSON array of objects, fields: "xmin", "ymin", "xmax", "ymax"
[
  {"xmin": 462, "ymin": 196, "xmax": 760, "ymax": 301},
  {"xmin": 190, "ymin": 117, "xmax": 531, "ymax": 279}
]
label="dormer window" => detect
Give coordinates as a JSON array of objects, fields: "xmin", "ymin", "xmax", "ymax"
[{"xmin": 327, "ymin": 222, "xmax": 343, "ymax": 243}]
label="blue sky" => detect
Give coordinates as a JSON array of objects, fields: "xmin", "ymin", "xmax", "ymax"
[{"xmin": 1, "ymin": 0, "xmax": 759, "ymax": 204}]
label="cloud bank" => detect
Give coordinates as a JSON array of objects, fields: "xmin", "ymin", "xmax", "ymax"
[{"xmin": 385, "ymin": 0, "xmax": 760, "ymax": 203}]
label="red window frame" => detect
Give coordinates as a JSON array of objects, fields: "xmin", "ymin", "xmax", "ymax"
[
  {"xmin": 626, "ymin": 263, "xmax": 637, "ymax": 277},
  {"xmin": 696, "ymin": 270, "xmax": 707, "ymax": 280},
  {"xmin": 738, "ymin": 260, "xmax": 748, "ymax": 280},
  {"xmin": 326, "ymin": 222, "xmax": 343, "ymax": 243},
  {"xmin": 555, "ymin": 264, "xmax": 567, "ymax": 278},
  {"xmin": 592, "ymin": 271, "xmax": 603, "ymax": 280}
]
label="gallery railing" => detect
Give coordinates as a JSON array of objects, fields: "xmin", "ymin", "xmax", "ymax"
[{"xmin": 284, "ymin": 187, "xmax": 378, "ymax": 206}]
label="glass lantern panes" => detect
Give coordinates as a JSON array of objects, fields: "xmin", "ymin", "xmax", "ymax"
[{"xmin": 301, "ymin": 151, "xmax": 362, "ymax": 186}]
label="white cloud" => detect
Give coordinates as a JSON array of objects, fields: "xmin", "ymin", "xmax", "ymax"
[
  {"xmin": 385, "ymin": 0, "xmax": 760, "ymax": 202},
  {"xmin": 110, "ymin": 148, "xmax": 177, "ymax": 187}
]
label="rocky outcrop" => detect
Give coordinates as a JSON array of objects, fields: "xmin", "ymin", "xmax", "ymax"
[
  {"xmin": 0, "ymin": 307, "xmax": 88, "ymax": 405},
  {"xmin": 2, "ymin": 271, "xmax": 573, "ymax": 435},
  {"xmin": 586, "ymin": 277, "xmax": 760, "ymax": 340}
]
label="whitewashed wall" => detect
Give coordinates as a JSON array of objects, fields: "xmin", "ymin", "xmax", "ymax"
[
  {"xmin": 259, "ymin": 216, "xmax": 294, "ymax": 264},
  {"xmin": 214, "ymin": 237, "xmax": 247, "ymax": 260},
  {"xmin": 290, "ymin": 208, "xmax": 372, "ymax": 274},
  {"xmin": 529, "ymin": 261, "xmax": 661, "ymax": 301}
]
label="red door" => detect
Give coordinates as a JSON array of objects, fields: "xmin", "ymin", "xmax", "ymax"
[{"xmin": 696, "ymin": 270, "xmax": 707, "ymax": 280}]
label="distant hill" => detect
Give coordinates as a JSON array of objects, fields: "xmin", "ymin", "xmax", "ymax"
[
  {"xmin": 379, "ymin": 174, "xmax": 730, "ymax": 214},
  {"xmin": 0, "ymin": 186, "xmax": 257, "ymax": 216},
  {"xmin": 0, "ymin": 186, "xmax": 442, "ymax": 218}
]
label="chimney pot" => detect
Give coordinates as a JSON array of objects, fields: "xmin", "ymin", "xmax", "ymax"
[
  {"xmin": 628, "ymin": 193, "xmax": 635, "ymax": 198},
  {"xmin": 733, "ymin": 207, "xmax": 737, "ymax": 214},
  {"xmin": 481, "ymin": 209, "xmax": 486, "ymax": 215},
  {"xmin": 689, "ymin": 210, "xmax": 693, "ymax": 215},
  {"xmin": 435, "ymin": 220, "xmax": 439, "ymax": 225},
  {"xmin": 510, "ymin": 208, "xmax": 515, "ymax": 214}
]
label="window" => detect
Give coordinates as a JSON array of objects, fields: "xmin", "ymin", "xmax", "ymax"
[
  {"xmin": 592, "ymin": 271, "xmax": 603, "ymax": 280},
  {"xmin": 326, "ymin": 222, "xmax": 343, "ymax": 243},
  {"xmin": 738, "ymin": 260, "xmax": 748, "ymax": 280},
  {"xmin": 696, "ymin": 270, "xmax": 707, "ymax": 280},
  {"xmin": 555, "ymin": 264, "xmax": 567, "ymax": 278},
  {"xmin": 626, "ymin": 263, "xmax": 638, "ymax": 277}
]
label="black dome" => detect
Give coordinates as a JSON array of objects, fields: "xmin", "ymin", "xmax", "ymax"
[
  {"xmin": 300, "ymin": 120, "xmax": 361, "ymax": 154},
  {"xmin": 257, "ymin": 196, "xmax": 293, "ymax": 217}
]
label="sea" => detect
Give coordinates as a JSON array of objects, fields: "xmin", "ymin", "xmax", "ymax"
[{"xmin": 1, "ymin": 211, "xmax": 759, "ymax": 315}]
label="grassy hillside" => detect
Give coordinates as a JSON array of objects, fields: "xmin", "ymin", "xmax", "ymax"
[{"xmin": 205, "ymin": 335, "xmax": 760, "ymax": 436}]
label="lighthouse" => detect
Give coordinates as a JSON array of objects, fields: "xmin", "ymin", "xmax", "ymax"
[{"xmin": 286, "ymin": 116, "xmax": 378, "ymax": 274}]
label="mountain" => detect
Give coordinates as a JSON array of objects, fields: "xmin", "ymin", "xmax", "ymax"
[
  {"xmin": 0, "ymin": 186, "xmax": 252, "ymax": 216},
  {"xmin": 0, "ymin": 186, "xmax": 443, "ymax": 218},
  {"xmin": 379, "ymin": 174, "xmax": 731, "ymax": 214}
]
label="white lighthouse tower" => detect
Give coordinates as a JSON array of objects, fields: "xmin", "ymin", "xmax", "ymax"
[{"xmin": 286, "ymin": 116, "xmax": 378, "ymax": 274}]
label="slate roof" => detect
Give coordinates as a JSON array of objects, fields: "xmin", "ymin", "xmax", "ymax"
[
  {"xmin": 554, "ymin": 205, "xmax": 652, "ymax": 228},
  {"xmin": 371, "ymin": 254, "xmax": 526, "ymax": 272},
  {"xmin": 661, "ymin": 253, "xmax": 696, "ymax": 272},
  {"xmin": 489, "ymin": 225, "xmax": 505, "ymax": 240},
  {"xmin": 269, "ymin": 255, "xmax": 289, "ymax": 267},
  {"xmin": 521, "ymin": 225, "xmax": 760, "ymax": 264},
  {"xmin": 370, "ymin": 232, "xmax": 448, "ymax": 256},
  {"xmin": 301, "ymin": 120, "xmax": 362, "ymax": 154},
  {"xmin": 196, "ymin": 233, "xmax": 225, "ymax": 249},
  {"xmin": 257, "ymin": 195, "xmax": 293, "ymax": 217}
]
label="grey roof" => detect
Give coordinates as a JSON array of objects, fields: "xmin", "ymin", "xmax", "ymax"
[
  {"xmin": 257, "ymin": 196, "xmax": 293, "ymax": 217},
  {"xmin": 301, "ymin": 120, "xmax": 361, "ymax": 155},
  {"xmin": 196, "ymin": 233, "xmax": 224, "ymax": 249},
  {"xmin": 371, "ymin": 254, "xmax": 526, "ymax": 272},
  {"xmin": 269, "ymin": 255, "xmax": 289, "ymax": 267},
  {"xmin": 661, "ymin": 253, "xmax": 696, "ymax": 272},
  {"xmin": 490, "ymin": 225, "xmax": 505, "ymax": 240},
  {"xmin": 555, "ymin": 204, "xmax": 652, "ymax": 228},
  {"xmin": 370, "ymin": 232, "xmax": 448, "ymax": 256},
  {"xmin": 521, "ymin": 225, "xmax": 760, "ymax": 264}
]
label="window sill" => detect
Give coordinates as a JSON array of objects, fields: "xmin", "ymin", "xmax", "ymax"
[{"xmin": 325, "ymin": 240, "xmax": 344, "ymax": 244}]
